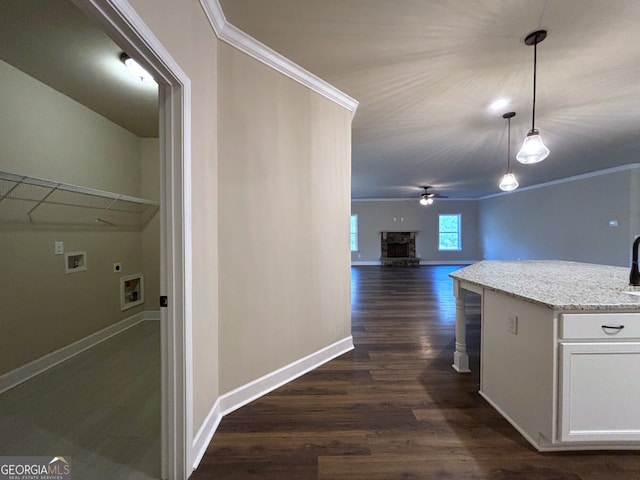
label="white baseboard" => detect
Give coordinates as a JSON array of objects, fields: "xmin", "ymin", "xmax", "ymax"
[
  {"xmin": 351, "ymin": 260, "xmax": 479, "ymax": 266},
  {"xmin": 419, "ymin": 260, "xmax": 479, "ymax": 265},
  {"xmin": 144, "ymin": 310, "xmax": 161, "ymax": 321},
  {"xmin": 0, "ymin": 310, "xmax": 159, "ymax": 394},
  {"xmin": 191, "ymin": 335, "xmax": 354, "ymax": 471}
]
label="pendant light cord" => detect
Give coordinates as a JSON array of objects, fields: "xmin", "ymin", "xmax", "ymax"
[
  {"xmin": 507, "ymin": 116, "xmax": 512, "ymax": 172},
  {"xmin": 531, "ymin": 40, "xmax": 537, "ymax": 131}
]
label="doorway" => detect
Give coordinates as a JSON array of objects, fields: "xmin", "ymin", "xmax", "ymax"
[{"xmin": 0, "ymin": 0, "xmax": 190, "ymax": 478}]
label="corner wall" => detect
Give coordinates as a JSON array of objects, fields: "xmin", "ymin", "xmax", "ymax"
[
  {"xmin": 128, "ymin": 0, "xmax": 221, "ymax": 435},
  {"xmin": 217, "ymin": 42, "xmax": 353, "ymax": 392}
]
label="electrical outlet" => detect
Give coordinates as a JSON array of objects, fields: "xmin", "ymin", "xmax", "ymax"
[
  {"xmin": 508, "ymin": 314, "xmax": 518, "ymax": 335},
  {"xmin": 113, "ymin": 262, "xmax": 122, "ymax": 273},
  {"xmin": 54, "ymin": 241, "xmax": 64, "ymax": 255}
]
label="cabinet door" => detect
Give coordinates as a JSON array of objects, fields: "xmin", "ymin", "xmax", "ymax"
[{"xmin": 559, "ymin": 342, "xmax": 640, "ymax": 442}]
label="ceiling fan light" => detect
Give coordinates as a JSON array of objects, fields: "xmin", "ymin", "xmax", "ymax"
[
  {"xmin": 499, "ymin": 172, "xmax": 519, "ymax": 192},
  {"xmin": 419, "ymin": 194, "xmax": 434, "ymax": 206},
  {"xmin": 516, "ymin": 129, "xmax": 549, "ymax": 164}
]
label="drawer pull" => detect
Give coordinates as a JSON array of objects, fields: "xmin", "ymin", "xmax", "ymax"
[{"xmin": 601, "ymin": 324, "xmax": 625, "ymax": 331}]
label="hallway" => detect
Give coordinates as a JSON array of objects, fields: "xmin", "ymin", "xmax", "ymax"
[{"xmin": 192, "ymin": 265, "xmax": 640, "ymax": 479}]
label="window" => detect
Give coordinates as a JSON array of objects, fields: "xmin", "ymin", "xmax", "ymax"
[
  {"xmin": 350, "ymin": 214, "xmax": 358, "ymax": 251},
  {"xmin": 438, "ymin": 214, "xmax": 461, "ymax": 251}
]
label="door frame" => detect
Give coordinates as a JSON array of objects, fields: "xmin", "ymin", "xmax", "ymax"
[{"xmin": 73, "ymin": 1, "xmax": 192, "ymax": 479}]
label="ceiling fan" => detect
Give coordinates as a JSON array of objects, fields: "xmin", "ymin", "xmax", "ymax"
[{"xmin": 418, "ymin": 186, "xmax": 447, "ymax": 206}]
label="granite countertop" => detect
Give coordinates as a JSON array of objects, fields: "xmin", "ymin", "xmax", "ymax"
[{"xmin": 450, "ymin": 260, "xmax": 640, "ymax": 311}]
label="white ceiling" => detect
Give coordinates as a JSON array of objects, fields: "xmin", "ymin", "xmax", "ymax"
[
  {"xmin": 0, "ymin": 0, "xmax": 158, "ymax": 138},
  {"xmin": 220, "ymin": 0, "xmax": 640, "ymax": 199},
  {"xmin": 2, "ymin": 1, "xmax": 639, "ymax": 199}
]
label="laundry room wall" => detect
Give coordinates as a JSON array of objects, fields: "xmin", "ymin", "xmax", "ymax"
[{"xmin": 0, "ymin": 59, "xmax": 159, "ymax": 376}]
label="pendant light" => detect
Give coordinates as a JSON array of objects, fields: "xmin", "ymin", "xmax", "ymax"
[
  {"xmin": 516, "ymin": 30, "xmax": 550, "ymax": 164},
  {"xmin": 499, "ymin": 112, "xmax": 519, "ymax": 192}
]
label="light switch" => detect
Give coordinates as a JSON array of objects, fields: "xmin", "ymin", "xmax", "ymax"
[{"xmin": 54, "ymin": 241, "xmax": 64, "ymax": 255}]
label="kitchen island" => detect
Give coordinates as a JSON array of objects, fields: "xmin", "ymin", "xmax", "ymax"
[{"xmin": 450, "ymin": 260, "xmax": 640, "ymax": 451}]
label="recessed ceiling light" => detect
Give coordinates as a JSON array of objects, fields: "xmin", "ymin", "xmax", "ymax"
[
  {"xmin": 489, "ymin": 98, "xmax": 509, "ymax": 112},
  {"xmin": 120, "ymin": 52, "xmax": 156, "ymax": 84}
]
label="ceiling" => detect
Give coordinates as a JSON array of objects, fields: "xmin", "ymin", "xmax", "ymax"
[
  {"xmin": 0, "ymin": 0, "xmax": 158, "ymax": 138},
  {"xmin": 2, "ymin": 1, "xmax": 639, "ymax": 199},
  {"xmin": 220, "ymin": 0, "xmax": 640, "ymax": 199}
]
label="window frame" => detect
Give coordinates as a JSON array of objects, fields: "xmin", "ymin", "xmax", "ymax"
[
  {"xmin": 350, "ymin": 214, "xmax": 358, "ymax": 252},
  {"xmin": 438, "ymin": 214, "xmax": 462, "ymax": 251}
]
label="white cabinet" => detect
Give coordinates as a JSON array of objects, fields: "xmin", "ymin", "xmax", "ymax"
[
  {"xmin": 559, "ymin": 312, "xmax": 640, "ymax": 444},
  {"xmin": 559, "ymin": 341, "xmax": 640, "ymax": 442}
]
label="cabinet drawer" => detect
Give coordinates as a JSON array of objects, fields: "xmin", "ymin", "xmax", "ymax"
[{"xmin": 560, "ymin": 313, "xmax": 640, "ymax": 339}]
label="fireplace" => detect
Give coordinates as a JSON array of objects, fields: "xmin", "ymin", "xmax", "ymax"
[{"xmin": 381, "ymin": 231, "xmax": 419, "ymax": 266}]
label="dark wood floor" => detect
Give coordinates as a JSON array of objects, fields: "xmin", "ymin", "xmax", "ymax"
[{"xmin": 192, "ymin": 266, "xmax": 640, "ymax": 480}]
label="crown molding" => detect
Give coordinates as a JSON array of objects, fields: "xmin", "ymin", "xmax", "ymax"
[
  {"xmin": 480, "ymin": 163, "xmax": 640, "ymax": 200},
  {"xmin": 351, "ymin": 197, "xmax": 476, "ymax": 202},
  {"xmin": 199, "ymin": 0, "xmax": 358, "ymax": 117},
  {"xmin": 352, "ymin": 163, "xmax": 640, "ymax": 202}
]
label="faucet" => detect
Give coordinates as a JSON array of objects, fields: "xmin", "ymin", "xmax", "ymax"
[{"xmin": 631, "ymin": 236, "xmax": 640, "ymax": 286}]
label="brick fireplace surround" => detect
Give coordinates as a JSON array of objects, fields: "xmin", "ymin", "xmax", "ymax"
[{"xmin": 380, "ymin": 231, "xmax": 419, "ymax": 266}]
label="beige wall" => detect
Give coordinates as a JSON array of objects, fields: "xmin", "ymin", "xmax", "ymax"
[
  {"xmin": 0, "ymin": 59, "xmax": 141, "ymax": 195},
  {"xmin": 141, "ymin": 138, "xmax": 161, "ymax": 309},
  {"xmin": 0, "ymin": 60, "xmax": 159, "ymax": 375},
  {"xmin": 128, "ymin": 0, "xmax": 221, "ymax": 431},
  {"xmin": 130, "ymin": 0, "xmax": 353, "ymax": 431},
  {"xmin": 217, "ymin": 43, "xmax": 352, "ymax": 392}
]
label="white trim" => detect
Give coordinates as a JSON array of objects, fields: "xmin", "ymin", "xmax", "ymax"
[
  {"xmin": 190, "ymin": 335, "xmax": 354, "ymax": 470},
  {"xmin": 351, "ymin": 197, "xmax": 476, "ymax": 203},
  {"xmin": 73, "ymin": 2, "xmax": 193, "ymax": 479},
  {"xmin": 419, "ymin": 260, "xmax": 478, "ymax": 266},
  {"xmin": 479, "ymin": 390, "xmax": 542, "ymax": 451},
  {"xmin": 198, "ymin": 0, "xmax": 358, "ymax": 116},
  {"xmin": 480, "ymin": 163, "xmax": 640, "ymax": 200},
  {"xmin": 351, "ymin": 164, "xmax": 640, "ymax": 203},
  {"xmin": 190, "ymin": 398, "xmax": 223, "ymax": 471},
  {"xmin": 351, "ymin": 260, "xmax": 478, "ymax": 266},
  {"xmin": 0, "ymin": 311, "xmax": 152, "ymax": 394},
  {"xmin": 145, "ymin": 310, "xmax": 161, "ymax": 321}
]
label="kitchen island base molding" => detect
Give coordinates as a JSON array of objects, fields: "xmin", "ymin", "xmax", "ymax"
[
  {"xmin": 482, "ymin": 387, "xmax": 640, "ymax": 451},
  {"xmin": 452, "ymin": 351, "xmax": 470, "ymax": 373}
]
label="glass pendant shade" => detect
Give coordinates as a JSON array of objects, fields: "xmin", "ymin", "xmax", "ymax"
[
  {"xmin": 499, "ymin": 172, "xmax": 519, "ymax": 191},
  {"xmin": 516, "ymin": 129, "xmax": 549, "ymax": 164}
]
